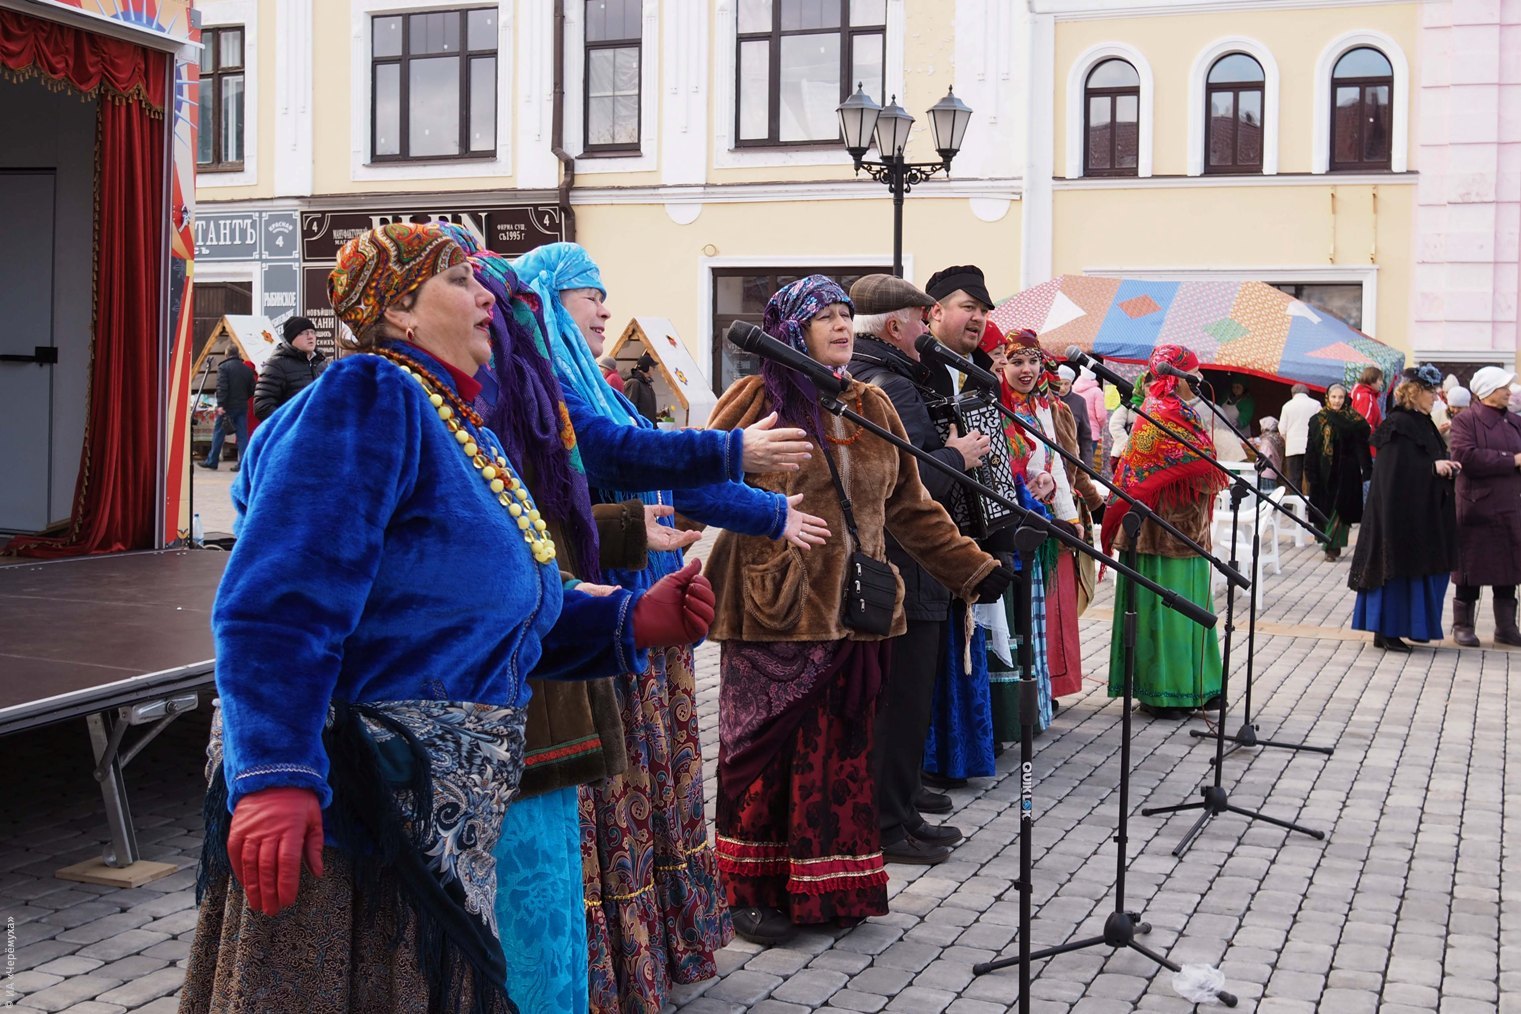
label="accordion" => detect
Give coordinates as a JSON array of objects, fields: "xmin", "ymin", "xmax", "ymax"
[{"xmin": 927, "ymin": 392, "xmax": 1022, "ymax": 540}]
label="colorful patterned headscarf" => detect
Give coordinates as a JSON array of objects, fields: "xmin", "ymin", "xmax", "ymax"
[
  {"xmin": 327, "ymin": 223, "xmax": 466, "ymax": 336},
  {"xmin": 760, "ymin": 274, "xmax": 853, "ymax": 437},
  {"xmin": 1137, "ymin": 343, "xmax": 1201, "ymax": 403}
]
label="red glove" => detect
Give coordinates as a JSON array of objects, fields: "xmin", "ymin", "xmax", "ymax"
[
  {"xmin": 227, "ymin": 786, "xmax": 325, "ymax": 916},
  {"xmin": 633, "ymin": 559, "xmax": 715, "ymax": 648}
]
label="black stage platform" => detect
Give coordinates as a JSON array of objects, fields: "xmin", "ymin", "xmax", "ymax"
[{"xmin": 0, "ymin": 549, "xmax": 229, "ymax": 875}]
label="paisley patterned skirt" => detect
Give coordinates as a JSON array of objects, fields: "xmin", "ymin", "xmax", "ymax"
[{"xmin": 581, "ymin": 645, "xmax": 731, "ymax": 1014}]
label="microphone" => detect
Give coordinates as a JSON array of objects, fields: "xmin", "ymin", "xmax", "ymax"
[
  {"xmin": 726, "ymin": 320, "xmax": 846, "ymax": 396},
  {"xmin": 914, "ymin": 333, "xmax": 1000, "ymax": 392},
  {"xmin": 1154, "ymin": 361, "xmax": 1203, "ymax": 385},
  {"xmin": 1064, "ymin": 345, "xmax": 1134, "ymax": 403}
]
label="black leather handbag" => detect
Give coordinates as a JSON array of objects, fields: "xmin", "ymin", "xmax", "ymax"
[{"xmin": 821, "ymin": 445, "xmax": 896, "ymax": 636}]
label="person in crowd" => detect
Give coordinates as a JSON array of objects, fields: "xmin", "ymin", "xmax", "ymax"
[
  {"xmin": 252, "ymin": 316, "xmax": 327, "ymax": 420},
  {"xmin": 1206, "ymin": 396, "xmax": 1253, "ymax": 464},
  {"xmin": 1348, "ymin": 365, "xmax": 1459, "ymax": 652},
  {"xmin": 1073, "ymin": 367, "xmax": 1109, "ymax": 468},
  {"xmin": 1447, "ymin": 386, "xmax": 1471, "ymax": 422},
  {"xmin": 1055, "ymin": 365, "xmax": 1097, "ymax": 466},
  {"xmin": 595, "ymin": 352, "xmax": 625, "ymax": 394},
  {"xmin": 1107, "ymin": 397, "xmax": 1135, "ymax": 475},
  {"xmin": 510, "ymin": 242, "xmax": 827, "ymax": 1012},
  {"xmin": 1351, "ymin": 366, "xmax": 1385, "ymax": 434},
  {"xmin": 1447, "ymin": 366, "xmax": 1521, "ymax": 649},
  {"xmin": 704, "ymin": 274, "xmax": 1010, "ymax": 946},
  {"xmin": 1251, "ymin": 416, "xmax": 1287, "ymax": 490},
  {"xmin": 999, "ymin": 328, "xmax": 1088, "ymax": 716},
  {"xmin": 1101, "ymin": 345, "xmax": 1226, "ymax": 720},
  {"xmin": 924, "ymin": 264, "xmax": 993, "ymax": 398},
  {"xmin": 1223, "ymin": 377, "xmax": 1256, "ymax": 434},
  {"xmin": 1279, "ymin": 383, "xmax": 1320, "ymax": 489},
  {"xmin": 1305, "ymin": 384, "xmax": 1373, "ymax": 562},
  {"xmin": 180, "ymin": 223, "xmax": 714, "ymax": 1013},
  {"xmin": 845, "ymin": 273, "xmax": 987, "ymax": 866},
  {"xmin": 198, "ymin": 350, "xmax": 255, "ymax": 471},
  {"xmin": 1053, "ymin": 365, "xmax": 1106, "ymax": 616},
  {"xmin": 624, "ymin": 352, "xmax": 658, "ymax": 421}
]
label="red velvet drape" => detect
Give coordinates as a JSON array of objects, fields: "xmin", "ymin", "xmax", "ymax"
[{"xmin": 4, "ymin": 12, "xmax": 167, "ymax": 556}]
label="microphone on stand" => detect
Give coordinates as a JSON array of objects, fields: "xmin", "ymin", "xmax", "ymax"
[
  {"xmin": 1063, "ymin": 346, "xmax": 1134, "ymax": 403},
  {"xmin": 726, "ymin": 320, "xmax": 846, "ymax": 396},
  {"xmin": 913, "ymin": 333, "xmax": 1000, "ymax": 393},
  {"xmin": 1154, "ymin": 361, "xmax": 1204, "ymax": 386}
]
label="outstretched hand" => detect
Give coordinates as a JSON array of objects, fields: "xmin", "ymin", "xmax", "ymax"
[
  {"xmin": 742, "ymin": 412, "xmax": 813, "ymax": 473},
  {"xmin": 644, "ymin": 504, "xmax": 702, "ymax": 552},
  {"xmin": 782, "ymin": 493, "xmax": 830, "ymax": 550}
]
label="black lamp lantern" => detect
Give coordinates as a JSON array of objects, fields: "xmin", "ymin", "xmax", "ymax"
[
  {"xmin": 872, "ymin": 96, "xmax": 915, "ymax": 158},
  {"xmin": 927, "ymin": 87, "xmax": 973, "ymax": 162},
  {"xmin": 836, "ymin": 83, "xmax": 882, "ymax": 163}
]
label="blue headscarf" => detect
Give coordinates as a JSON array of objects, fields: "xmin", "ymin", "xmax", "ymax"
[
  {"xmin": 760, "ymin": 274, "xmax": 853, "ymax": 439},
  {"xmin": 510, "ymin": 242, "xmax": 641, "ymax": 428}
]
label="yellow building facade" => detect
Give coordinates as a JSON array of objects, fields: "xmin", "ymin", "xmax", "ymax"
[{"xmin": 194, "ymin": 0, "xmax": 1481, "ymax": 403}]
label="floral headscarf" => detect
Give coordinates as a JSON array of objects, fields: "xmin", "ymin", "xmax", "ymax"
[
  {"xmin": 328, "ymin": 223, "xmax": 466, "ymax": 336},
  {"xmin": 1133, "ymin": 343, "xmax": 1200, "ymax": 404},
  {"xmin": 760, "ymin": 274, "xmax": 853, "ymax": 438}
]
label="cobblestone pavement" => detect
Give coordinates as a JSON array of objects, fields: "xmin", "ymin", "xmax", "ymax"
[{"xmin": 2, "ymin": 524, "xmax": 1515, "ymax": 1013}]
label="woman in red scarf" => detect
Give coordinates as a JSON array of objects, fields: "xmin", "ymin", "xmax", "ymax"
[{"xmin": 1101, "ymin": 345, "xmax": 1227, "ymax": 719}]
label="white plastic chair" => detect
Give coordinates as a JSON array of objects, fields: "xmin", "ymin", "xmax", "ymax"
[{"xmin": 1282, "ymin": 492, "xmax": 1316, "ymax": 548}]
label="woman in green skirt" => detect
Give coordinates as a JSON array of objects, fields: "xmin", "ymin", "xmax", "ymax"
[
  {"xmin": 1305, "ymin": 383, "xmax": 1373, "ymax": 561},
  {"xmin": 1100, "ymin": 345, "xmax": 1228, "ymax": 720}
]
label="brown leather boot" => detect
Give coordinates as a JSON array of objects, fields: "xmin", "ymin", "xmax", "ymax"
[
  {"xmin": 1494, "ymin": 598, "xmax": 1521, "ymax": 647},
  {"xmin": 1452, "ymin": 599, "xmax": 1480, "ymax": 647}
]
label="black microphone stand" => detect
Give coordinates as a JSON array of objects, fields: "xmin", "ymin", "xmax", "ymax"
[
  {"xmin": 1185, "ymin": 393, "xmax": 1336, "ymax": 758},
  {"xmin": 974, "ymin": 512, "xmax": 1237, "ymax": 1008},
  {"xmin": 187, "ymin": 351, "xmax": 219, "ymax": 548},
  {"xmin": 1139, "ymin": 396, "xmax": 1327, "ymax": 854}
]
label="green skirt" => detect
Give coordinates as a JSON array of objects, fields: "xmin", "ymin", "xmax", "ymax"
[
  {"xmin": 1324, "ymin": 511, "xmax": 1350, "ymax": 549},
  {"xmin": 1107, "ymin": 554, "xmax": 1222, "ymax": 709}
]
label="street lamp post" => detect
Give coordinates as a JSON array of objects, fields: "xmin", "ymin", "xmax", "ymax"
[{"xmin": 837, "ymin": 84, "xmax": 973, "ymax": 278}]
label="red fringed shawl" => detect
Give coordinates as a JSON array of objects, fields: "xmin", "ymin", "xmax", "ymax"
[{"xmin": 1101, "ymin": 395, "xmax": 1227, "ymax": 554}]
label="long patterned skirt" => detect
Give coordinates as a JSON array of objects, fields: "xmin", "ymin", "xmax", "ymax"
[
  {"xmin": 496, "ymin": 788, "xmax": 587, "ymax": 1014},
  {"xmin": 581, "ymin": 645, "xmax": 730, "ymax": 1014},
  {"xmin": 922, "ymin": 611, "xmax": 996, "ymax": 780},
  {"xmin": 1107, "ymin": 554, "xmax": 1222, "ymax": 709},
  {"xmin": 987, "ymin": 559, "xmax": 1053, "ymax": 741},
  {"xmin": 715, "ymin": 639, "xmax": 889, "ymax": 926},
  {"xmin": 1046, "ymin": 551, "xmax": 1085, "ymax": 699}
]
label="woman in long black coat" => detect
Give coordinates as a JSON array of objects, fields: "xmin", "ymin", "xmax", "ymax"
[
  {"xmin": 1305, "ymin": 384, "xmax": 1373, "ymax": 561},
  {"xmin": 1448, "ymin": 366, "xmax": 1521, "ymax": 647},
  {"xmin": 1349, "ymin": 367, "xmax": 1461, "ymax": 652}
]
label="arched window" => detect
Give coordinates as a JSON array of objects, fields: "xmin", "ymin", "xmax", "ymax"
[
  {"xmin": 1205, "ymin": 53, "xmax": 1264, "ymax": 173},
  {"xmin": 1084, "ymin": 59, "xmax": 1140, "ymax": 177},
  {"xmin": 1330, "ymin": 46, "xmax": 1393, "ymax": 171}
]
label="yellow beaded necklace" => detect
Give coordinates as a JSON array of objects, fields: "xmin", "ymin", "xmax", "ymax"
[{"xmin": 382, "ymin": 352, "xmax": 557, "ymax": 565}]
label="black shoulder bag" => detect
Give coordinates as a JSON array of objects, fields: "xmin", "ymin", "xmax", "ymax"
[{"xmin": 820, "ymin": 443, "xmax": 897, "ymax": 635}]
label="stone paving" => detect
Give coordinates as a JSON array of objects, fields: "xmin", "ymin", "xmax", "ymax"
[{"xmin": 1, "ymin": 517, "xmax": 1515, "ymax": 1013}]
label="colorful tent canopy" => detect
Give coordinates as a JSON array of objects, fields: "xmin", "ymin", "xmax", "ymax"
[{"xmin": 988, "ymin": 275, "xmax": 1404, "ymax": 391}]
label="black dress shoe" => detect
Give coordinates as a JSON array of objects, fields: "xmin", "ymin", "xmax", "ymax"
[
  {"xmin": 1198, "ymin": 695, "xmax": 1223, "ymax": 713},
  {"xmin": 914, "ymin": 788, "xmax": 953, "ymax": 814},
  {"xmin": 1139, "ymin": 703, "xmax": 1187, "ymax": 720},
  {"xmin": 882, "ymin": 835, "xmax": 951, "ymax": 866},
  {"xmin": 908, "ymin": 822, "xmax": 965, "ymax": 847},
  {"xmin": 196, "ymin": 461, "xmax": 218, "ymax": 470},
  {"xmin": 731, "ymin": 906, "xmax": 796, "ymax": 946},
  {"xmin": 1374, "ymin": 633, "xmax": 1412, "ymax": 653},
  {"xmin": 921, "ymin": 771, "xmax": 968, "ymax": 790}
]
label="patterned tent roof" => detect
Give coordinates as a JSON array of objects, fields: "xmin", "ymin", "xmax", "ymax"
[{"xmin": 988, "ymin": 275, "xmax": 1404, "ymax": 391}]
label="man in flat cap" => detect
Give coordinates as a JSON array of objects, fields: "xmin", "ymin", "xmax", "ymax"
[
  {"xmin": 847, "ymin": 273, "xmax": 990, "ymax": 866},
  {"xmin": 924, "ymin": 264, "xmax": 995, "ymax": 400}
]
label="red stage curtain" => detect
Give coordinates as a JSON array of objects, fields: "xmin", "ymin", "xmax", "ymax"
[
  {"xmin": 0, "ymin": 10, "xmax": 165, "ymax": 111},
  {"xmin": 5, "ymin": 14, "xmax": 167, "ymax": 556}
]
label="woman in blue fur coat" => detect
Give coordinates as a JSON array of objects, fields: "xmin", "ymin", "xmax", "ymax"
[
  {"xmin": 180, "ymin": 224, "xmax": 715, "ymax": 1014},
  {"xmin": 510, "ymin": 242, "xmax": 829, "ymax": 1014}
]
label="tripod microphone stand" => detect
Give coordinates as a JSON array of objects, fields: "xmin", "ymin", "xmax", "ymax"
[
  {"xmin": 1187, "ymin": 393, "xmax": 1335, "ymax": 759},
  {"xmin": 974, "ymin": 511, "xmax": 1238, "ymax": 1008}
]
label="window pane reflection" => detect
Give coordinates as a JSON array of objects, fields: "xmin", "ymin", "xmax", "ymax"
[
  {"xmin": 469, "ymin": 57, "xmax": 495, "ymax": 151},
  {"xmin": 738, "ymin": 39, "xmax": 770, "ymax": 140},
  {"xmin": 221, "ymin": 74, "xmax": 244, "ymax": 162},
  {"xmin": 778, "ymin": 33, "xmax": 840, "ymax": 141},
  {"xmin": 409, "ymin": 57, "xmax": 461, "ymax": 156},
  {"xmin": 374, "ymin": 63, "xmax": 401, "ymax": 156}
]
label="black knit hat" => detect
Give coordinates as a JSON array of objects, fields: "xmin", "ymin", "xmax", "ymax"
[{"xmin": 282, "ymin": 316, "xmax": 317, "ymax": 342}]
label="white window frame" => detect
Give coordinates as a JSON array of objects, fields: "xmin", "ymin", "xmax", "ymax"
[
  {"xmin": 711, "ymin": 0, "xmax": 906, "ymax": 170},
  {"xmin": 563, "ymin": 0, "xmax": 658, "ymax": 173},
  {"xmin": 1081, "ymin": 264, "xmax": 1379, "ymax": 336},
  {"xmin": 348, "ymin": 0, "xmax": 513, "ymax": 183},
  {"xmin": 196, "ymin": 1, "xmax": 258, "ymax": 189},
  {"xmin": 1312, "ymin": 29, "xmax": 1408, "ymax": 175},
  {"xmin": 1187, "ymin": 36, "xmax": 1279, "ymax": 177},
  {"xmin": 1065, "ymin": 41, "xmax": 1153, "ymax": 179}
]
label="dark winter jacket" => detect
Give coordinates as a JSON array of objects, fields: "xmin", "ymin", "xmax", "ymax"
[
  {"xmin": 253, "ymin": 342, "xmax": 328, "ymax": 420},
  {"xmin": 849, "ymin": 334, "xmax": 968, "ymax": 621},
  {"xmin": 1348, "ymin": 408, "xmax": 1458, "ymax": 591},
  {"xmin": 625, "ymin": 370, "xmax": 657, "ymax": 422},
  {"xmin": 215, "ymin": 357, "xmax": 256, "ymax": 415},
  {"xmin": 1305, "ymin": 407, "xmax": 1373, "ymax": 526},
  {"xmin": 1449, "ymin": 402, "xmax": 1521, "ymax": 587}
]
